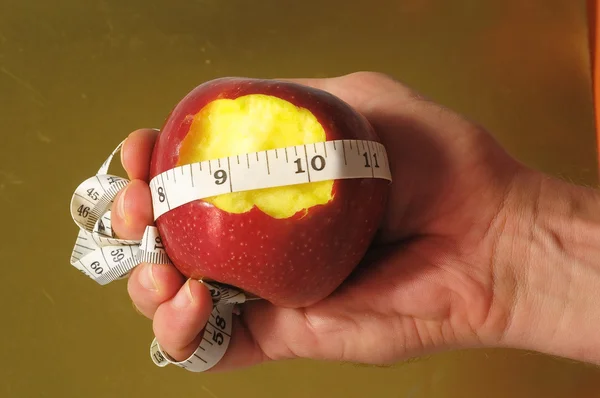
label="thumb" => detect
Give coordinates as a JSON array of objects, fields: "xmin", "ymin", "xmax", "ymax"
[{"xmin": 152, "ymin": 279, "xmax": 214, "ymax": 361}]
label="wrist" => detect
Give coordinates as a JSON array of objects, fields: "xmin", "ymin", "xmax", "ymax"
[{"xmin": 498, "ymin": 168, "xmax": 600, "ymax": 363}]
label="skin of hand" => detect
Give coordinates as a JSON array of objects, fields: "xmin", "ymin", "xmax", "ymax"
[{"xmin": 110, "ymin": 71, "xmax": 600, "ymax": 370}]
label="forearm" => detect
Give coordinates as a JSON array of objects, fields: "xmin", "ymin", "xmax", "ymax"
[{"xmin": 501, "ymin": 169, "xmax": 600, "ymax": 364}]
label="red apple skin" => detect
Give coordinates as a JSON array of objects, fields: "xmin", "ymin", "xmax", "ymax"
[{"xmin": 149, "ymin": 77, "xmax": 390, "ymax": 308}]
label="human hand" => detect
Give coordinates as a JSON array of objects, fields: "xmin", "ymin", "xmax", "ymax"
[{"xmin": 111, "ymin": 72, "xmax": 531, "ymax": 370}]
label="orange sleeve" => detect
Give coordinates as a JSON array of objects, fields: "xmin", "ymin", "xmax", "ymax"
[{"xmin": 588, "ymin": 0, "xmax": 600, "ymax": 164}]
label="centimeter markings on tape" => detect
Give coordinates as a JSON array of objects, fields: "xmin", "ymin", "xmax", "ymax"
[
  {"xmin": 149, "ymin": 139, "xmax": 391, "ymax": 220},
  {"xmin": 69, "ymin": 137, "xmax": 392, "ymax": 373}
]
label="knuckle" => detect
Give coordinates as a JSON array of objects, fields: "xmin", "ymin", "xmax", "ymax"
[{"xmin": 343, "ymin": 71, "xmax": 398, "ymax": 85}]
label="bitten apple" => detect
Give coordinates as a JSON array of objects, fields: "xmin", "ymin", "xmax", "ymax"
[{"xmin": 149, "ymin": 77, "xmax": 390, "ymax": 308}]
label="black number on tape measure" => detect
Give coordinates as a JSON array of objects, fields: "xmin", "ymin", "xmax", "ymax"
[
  {"xmin": 154, "ymin": 237, "xmax": 164, "ymax": 250},
  {"xmin": 157, "ymin": 187, "xmax": 166, "ymax": 203},
  {"xmin": 111, "ymin": 248, "xmax": 125, "ymax": 262},
  {"xmin": 86, "ymin": 188, "xmax": 99, "ymax": 201},
  {"xmin": 363, "ymin": 152, "xmax": 380, "ymax": 168},
  {"xmin": 214, "ymin": 170, "xmax": 227, "ymax": 185},
  {"xmin": 215, "ymin": 315, "xmax": 227, "ymax": 329},
  {"xmin": 90, "ymin": 261, "xmax": 103, "ymax": 274},
  {"xmin": 212, "ymin": 331, "xmax": 224, "ymax": 345},
  {"xmin": 294, "ymin": 158, "xmax": 305, "ymax": 174},
  {"xmin": 77, "ymin": 205, "xmax": 90, "ymax": 218},
  {"xmin": 295, "ymin": 155, "xmax": 326, "ymax": 174},
  {"xmin": 311, "ymin": 155, "xmax": 326, "ymax": 171},
  {"xmin": 209, "ymin": 288, "xmax": 221, "ymax": 299},
  {"xmin": 153, "ymin": 351, "xmax": 166, "ymax": 363},
  {"xmin": 107, "ymin": 176, "xmax": 119, "ymax": 185}
]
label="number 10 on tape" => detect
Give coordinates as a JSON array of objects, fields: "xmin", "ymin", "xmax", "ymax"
[{"xmin": 149, "ymin": 139, "xmax": 391, "ymax": 219}]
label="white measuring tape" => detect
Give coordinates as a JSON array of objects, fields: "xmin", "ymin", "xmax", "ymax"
[{"xmin": 69, "ymin": 137, "xmax": 392, "ymax": 372}]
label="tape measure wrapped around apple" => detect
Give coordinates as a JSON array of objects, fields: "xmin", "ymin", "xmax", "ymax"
[{"xmin": 69, "ymin": 77, "xmax": 393, "ymax": 372}]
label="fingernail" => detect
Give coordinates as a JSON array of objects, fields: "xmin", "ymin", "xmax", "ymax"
[
  {"xmin": 117, "ymin": 184, "xmax": 130, "ymax": 224},
  {"xmin": 131, "ymin": 300, "xmax": 144, "ymax": 316},
  {"xmin": 172, "ymin": 280, "xmax": 194, "ymax": 309},
  {"xmin": 139, "ymin": 263, "xmax": 157, "ymax": 291},
  {"xmin": 120, "ymin": 136, "xmax": 127, "ymax": 167}
]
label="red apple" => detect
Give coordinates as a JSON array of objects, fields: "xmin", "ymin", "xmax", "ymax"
[{"xmin": 149, "ymin": 77, "xmax": 389, "ymax": 308}]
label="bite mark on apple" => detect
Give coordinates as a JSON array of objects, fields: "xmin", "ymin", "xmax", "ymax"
[{"xmin": 176, "ymin": 94, "xmax": 335, "ymax": 220}]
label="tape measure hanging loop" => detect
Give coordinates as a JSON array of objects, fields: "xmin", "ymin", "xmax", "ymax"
[{"xmin": 69, "ymin": 137, "xmax": 392, "ymax": 372}]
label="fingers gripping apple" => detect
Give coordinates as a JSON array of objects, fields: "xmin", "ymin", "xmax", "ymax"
[{"xmin": 150, "ymin": 78, "xmax": 389, "ymax": 308}]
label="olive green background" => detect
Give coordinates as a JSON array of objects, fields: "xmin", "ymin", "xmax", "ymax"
[{"xmin": 1, "ymin": 0, "xmax": 600, "ymax": 397}]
